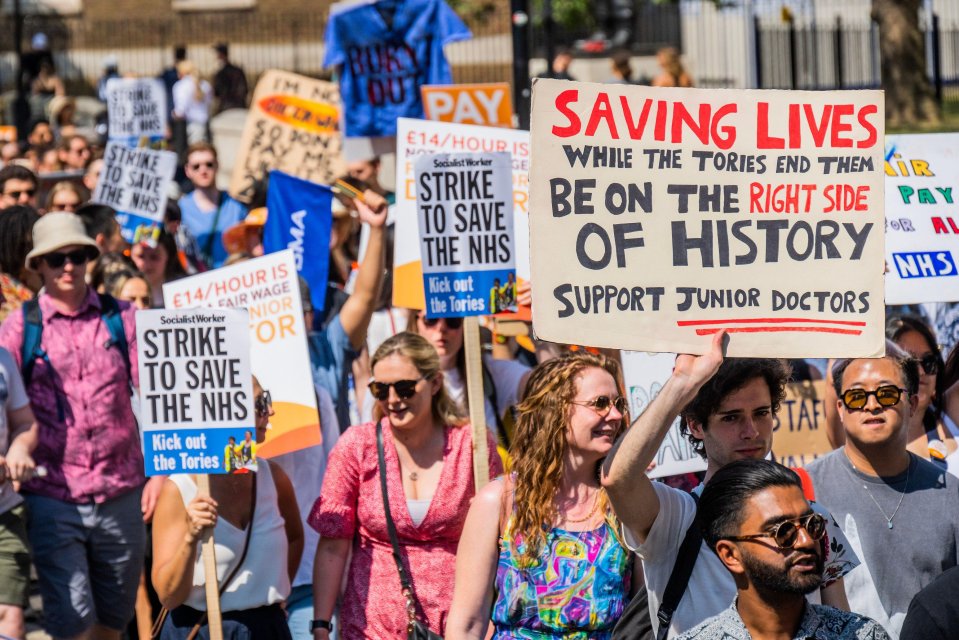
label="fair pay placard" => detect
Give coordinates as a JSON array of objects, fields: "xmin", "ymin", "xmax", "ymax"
[
  {"xmin": 138, "ymin": 308, "xmax": 255, "ymax": 476},
  {"xmin": 415, "ymin": 152, "xmax": 516, "ymax": 317},
  {"xmin": 529, "ymin": 80, "xmax": 886, "ymax": 357}
]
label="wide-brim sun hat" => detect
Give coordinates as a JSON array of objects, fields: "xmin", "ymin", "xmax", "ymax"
[
  {"xmin": 222, "ymin": 207, "xmax": 267, "ymax": 254},
  {"xmin": 25, "ymin": 211, "xmax": 99, "ymax": 271}
]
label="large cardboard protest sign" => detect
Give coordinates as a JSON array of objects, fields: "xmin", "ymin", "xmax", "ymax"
[
  {"xmin": 394, "ymin": 118, "xmax": 530, "ymax": 317},
  {"xmin": 106, "ymin": 78, "xmax": 166, "ymax": 141},
  {"xmin": 229, "ymin": 70, "xmax": 346, "ymax": 203},
  {"xmin": 138, "ymin": 308, "xmax": 255, "ymax": 476},
  {"xmin": 415, "ymin": 152, "xmax": 516, "ymax": 317},
  {"xmin": 884, "ymin": 133, "xmax": 959, "ymax": 304},
  {"xmin": 94, "ymin": 142, "xmax": 177, "ymax": 225},
  {"xmin": 422, "ymin": 83, "xmax": 514, "ymax": 128},
  {"xmin": 622, "ymin": 352, "xmax": 832, "ymax": 478},
  {"xmin": 529, "ymin": 80, "xmax": 886, "ymax": 357},
  {"xmin": 163, "ymin": 251, "xmax": 320, "ymax": 458}
]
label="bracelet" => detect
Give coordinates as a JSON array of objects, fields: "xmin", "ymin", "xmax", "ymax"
[{"xmin": 310, "ymin": 619, "xmax": 333, "ymax": 633}]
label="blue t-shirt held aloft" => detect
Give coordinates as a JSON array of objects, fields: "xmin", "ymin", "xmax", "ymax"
[
  {"xmin": 324, "ymin": 0, "xmax": 471, "ymax": 137},
  {"xmin": 178, "ymin": 190, "xmax": 248, "ymax": 269}
]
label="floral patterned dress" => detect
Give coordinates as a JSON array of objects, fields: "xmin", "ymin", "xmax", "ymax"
[{"xmin": 492, "ymin": 517, "xmax": 632, "ymax": 639}]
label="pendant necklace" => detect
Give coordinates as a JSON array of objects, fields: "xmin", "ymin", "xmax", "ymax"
[{"xmin": 855, "ymin": 459, "xmax": 911, "ymax": 530}]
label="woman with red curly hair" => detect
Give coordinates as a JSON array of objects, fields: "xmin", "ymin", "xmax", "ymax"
[{"xmin": 446, "ymin": 352, "xmax": 637, "ymax": 639}]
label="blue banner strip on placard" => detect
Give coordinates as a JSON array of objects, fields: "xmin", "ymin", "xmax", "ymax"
[
  {"xmin": 422, "ymin": 268, "xmax": 517, "ymax": 318},
  {"xmin": 143, "ymin": 428, "xmax": 261, "ymax": 476}
]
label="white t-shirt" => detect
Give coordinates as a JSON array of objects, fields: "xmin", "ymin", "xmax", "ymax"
[
  {"xmin": 273, "ymin": 385, "xmax": 341, "ymax": 588},
  {"xmin": 624, "ymin": 481, "xmax": 860, "ymax": 638},
  {"xmin": 0, "ymin": 347, "xmax": 29, "ymax": 514},
  {"xmin": 171, "ymin": 462, "xmax": 291, "ymax": 611},
  {"xmin": 443, "ymin": 354, "xmax": 529, "ymax": 438}
]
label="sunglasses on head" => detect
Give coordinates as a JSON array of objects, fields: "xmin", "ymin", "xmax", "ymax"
[
  {"xmin": 189, "ymin": 161, "xmax": 216, "ymax": 170},
  {"xmin": 571, "ymin": 395, "xmax": 628, "ymax": 417},
  {"xmin": 254, "ymin": 390, "xmax": 272, "ymax": 417},
  {"xmin": 919, "ymin": 353, "xmax": 939, "ymax": 376},
  {"xmin": 840, "ymin": 384, "xmax": 906, "ymax": 411},
  {"xmin": 42, "ymin": 248, "xmax": 93, "ymax": 268},
  {"xmin": 368, "ymin": 377, "xmax": 426, "ymax": 401},
  {"xmin": 4, "ymin": 188, "xmax": 35, "ymax": 199},
  {"xmin": 419, "ymin": 316, "xmax": 463, "ymax": 329},
  {"xmin": 725, "ymin": 512, "xmax": 826, "ymax": 550}
]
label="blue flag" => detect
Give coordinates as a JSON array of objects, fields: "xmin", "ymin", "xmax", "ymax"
[{"xmin": 265, "ymin": 171, "xmax": 333, "ymax": 313}]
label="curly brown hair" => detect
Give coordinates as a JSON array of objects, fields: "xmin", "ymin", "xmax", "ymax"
[
  {"xmin": 679, "ymin": 358, "xmax": 791, "ymax": 459},
  {"xmin": 508, "ymin": 351, "xmax": 627, "ymax": 564}
]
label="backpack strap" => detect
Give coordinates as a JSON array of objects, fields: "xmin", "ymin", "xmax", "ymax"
[
  {"xmin": 793, "ymin": 467, "xmax": 816, "ymax": 502},
  {"xmin": 97, "ymin": 293, "xmax": 131, "ymax": 385},
  {"xmin": 21, "ymin": 299, "xmax": 44, "ymax": 387},
  {"xmin": 655, "ymin": 493, "xmax": 702, "ymax": 640}
]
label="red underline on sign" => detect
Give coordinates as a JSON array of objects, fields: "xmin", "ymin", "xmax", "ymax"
[
  {"xmin": 694, "ymin": 327, "xmax": 863, "ymax": 335},
  {"xmin": 677, "ymin": 318, "xmax": 867, "ymax": 327}
]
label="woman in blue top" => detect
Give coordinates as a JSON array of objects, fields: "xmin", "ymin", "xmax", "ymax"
[{"xmin": 446, "ymin": 352, "xmax": 637, "ymax": 639}]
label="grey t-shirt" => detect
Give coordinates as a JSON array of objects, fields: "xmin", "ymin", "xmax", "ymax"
[{"xmin": 807, "ymin": 449, "xmax": 959, "ymax": 638}]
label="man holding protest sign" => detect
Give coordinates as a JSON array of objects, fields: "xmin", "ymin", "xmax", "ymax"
[
  {"xmin": 602, "ymin": 333, "xmax": 857, "ymax": 637},
  {"xmin": 0, "ymin": 212, "xmax": 160, "ymax": 639}
]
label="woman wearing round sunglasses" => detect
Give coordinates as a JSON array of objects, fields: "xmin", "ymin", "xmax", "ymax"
[
  {"xmin": 886, "ymin": 315, "xmax": 958, "ymax": 474},
  {"xmin": 405, "ymin": 311, "xmax": 531, "ymax": 445},
  {"xmin": 308, "ymin": 332, "xmax": 503, "ymax": 639},
  {"xmin": 447, "ymin": 351, "xmax": 636, "ymax": 640}
]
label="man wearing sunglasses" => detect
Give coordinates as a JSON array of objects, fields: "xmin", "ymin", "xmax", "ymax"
[
  {"xmin": 806, "ymin": 344, "xmax": 959, "ymax": 638},
  {"xmin": 603, "ymin": 333, "xmax": 858, "ymax": 638},
  {"xmin": 0, "ymin": 212, "xmax": 161, "ymax": 640},
  {"xmin": 178, "ymin": 141, "xmax": 248, "ymax": 268},
  {"xmin": 0, "ymin": 165, "xmax": 38, "ymax": 210},
  {"xmin": 677, "ymin": 459, "xmax": 888, "ymax": 640}
]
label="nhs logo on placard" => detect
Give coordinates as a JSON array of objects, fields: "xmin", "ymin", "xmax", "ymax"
[{"xmin": 893, "ymin": 251, "xmax": 957, "ymax": 279}]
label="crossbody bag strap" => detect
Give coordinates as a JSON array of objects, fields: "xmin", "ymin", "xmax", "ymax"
[
  {"xmin": 376, "ymin": 421, "xmax": 420, "ymax": 632},
  {"xmin": 200, "ymin": 192, "xmax": 225, "ymax": 267},
  {"xmin": 655, "ymin": 493, "xmax": 701, "ymax": 640}
]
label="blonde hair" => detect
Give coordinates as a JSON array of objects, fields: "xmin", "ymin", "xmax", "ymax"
[
  {"xmin": 508, "ymin": 351, "xmax": 628, "ymax": 564},
  {"xmin": 658, "ymin": 47, "xmax": 692, "ymax": 87},
  {"xmin": 177, "ymin": 60, "xmax": 205, "ymax": 102},
  {"xmin": 370, "ymin": 332, "xmax": 466, "ymax": 427}
]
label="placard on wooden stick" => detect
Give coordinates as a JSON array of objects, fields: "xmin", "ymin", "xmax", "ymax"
[{"xmin": 196, "ymin": 475, "xmax": 224, "ymax": 640}]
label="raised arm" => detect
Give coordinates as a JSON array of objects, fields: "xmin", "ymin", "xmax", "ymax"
[
  {"xmin": 601, "ymin": 331, "xmax": 725, "ymax": 542},
  {"xmin": 339, "ymin": 194, "xmax": 387, "ymax": 351},
  {"xmin": 151, "ymin": 479, "xmax": 215, "ymax": 609}
]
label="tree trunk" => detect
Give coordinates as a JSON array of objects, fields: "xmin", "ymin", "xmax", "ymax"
[{"xmin": 872, "ymin": 0, "xmax": 940, "ymax": 127}]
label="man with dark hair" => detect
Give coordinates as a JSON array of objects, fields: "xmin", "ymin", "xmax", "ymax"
[
  {"xmin": 679, "ymin": 459, "xmax": 888, "ymax": 640},
  {"xmin": 0, "ymin": 166, "xmax": 38, "ymax": 209},
  {"xmin": 27, "ymin": 119, "xmax": 53, "ymax": 149},
  {"xmin": 807, "ymin": 342, "xmax": 959, "ymax": 638},
  {"xmin": 77, "ymin": 204, "xmax": 126, "ymax": 277},
  {"xmin": 603, "ymin": 334, "xmax": 858, "ymax": 637},
  {"xmin": 212, "ymin": 42, "xmax": 248, "ymax": 113},
  {"xmin": 56, "ymin": 134, "xmax": 91, "ymax": 171}
]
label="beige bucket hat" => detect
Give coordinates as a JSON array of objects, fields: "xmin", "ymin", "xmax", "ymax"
[{"xmin": 25, "ymin": 211, "xmax": 99, "ymax": 271}]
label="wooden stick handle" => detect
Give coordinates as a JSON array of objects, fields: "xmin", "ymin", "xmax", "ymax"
[
  {"xmin": 195, "ymin": 474, "xmax": 224, "ymax": 640},
  {"xmin": 464, "ymin": 317, "xmax": 490, "ymax": 490}
]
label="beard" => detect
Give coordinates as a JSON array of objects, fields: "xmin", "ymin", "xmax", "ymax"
[{"xmin": 740, "ymin": 548, "xmax": 824, "ymax": 596}]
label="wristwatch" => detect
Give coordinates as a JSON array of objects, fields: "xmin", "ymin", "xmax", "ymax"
[{"xmin": 310, "ymin": 619, "xmax": 333, "ymax": 633}]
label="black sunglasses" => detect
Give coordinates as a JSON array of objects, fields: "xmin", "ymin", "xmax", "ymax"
[
  {"xmin": 4, "ymin": 188, "xmax": 35, "ymax": 199},
  {"xmin": 254, "ymin": 390, "xmax": 272, "ymax": 417},
  {"xmin": 189, "ymin": 161, "xmax": 216, "ymax": 170},
  {"xmin": 42, "ymin": 248, "xmax": 93, "ymax": 268},
  {"xmin": 368, "ymin": 377, "xmax": 426, "ymax": 401},
  {"xmin": 570, "ymin": 395, "xmax": 628, "ymax": 417},
  {"xmin": 919, "ymin": 353, "xmax": 939, "ymax": 376},
  {"xmin": 725, "ymin": 512, "xmax": 826, "ymax": 550},
  {"xmin": 419, "ymin": 316, "xmax": 463, "ymax": 329},
  {"xmin": 840, "ymin": 385, "xmax": 906, "ymax": 411}
]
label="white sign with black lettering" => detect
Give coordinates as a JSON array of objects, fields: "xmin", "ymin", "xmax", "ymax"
[
  {"xmin": 94, "ymin": 142, "xmax": 177, "ymax": 222},
  {"xmin": 137, "ymin": 308, "xmax": 255, "ymax": 476},
  {"xmin": 106, "ymin": 77, "xmax": 167, "ymax": 140}
]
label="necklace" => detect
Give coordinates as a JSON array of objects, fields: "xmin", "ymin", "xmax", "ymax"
[
  {"xmin": 854, "ymin": 458, "xmax": 911, "ymax": 530},
  {"xmin": 565, "ymin": 491, "xmax": 601, "ymax": 524},
  {"xmin": 408, "ymin": 471, "xmax": 418, "ymax": 481}
]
